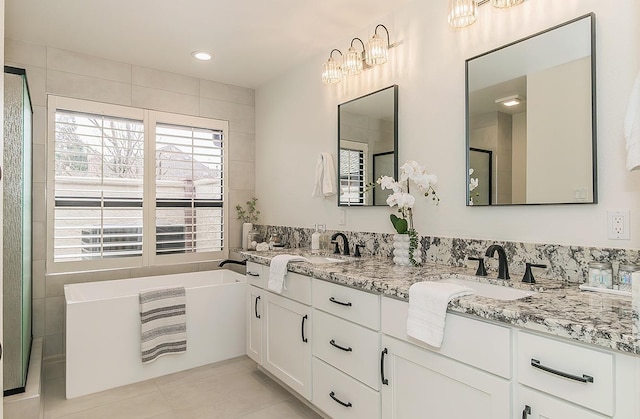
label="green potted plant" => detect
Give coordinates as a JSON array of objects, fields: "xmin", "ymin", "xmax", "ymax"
[{"xmin": 236, "ymin": 198, "xmax": 260, "ymax": 250}]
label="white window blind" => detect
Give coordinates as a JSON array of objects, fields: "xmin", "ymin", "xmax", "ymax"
[
  {"xmin": 339, "ymin": 147, "xmax": 365, "ymax": 205},
  {"xmin": 53, "ymin": 109, "xmax": 144, "ymax": 262},
  {"xmin": 155, "ymin": 123, "xmax": 224, "ymax": 255}
]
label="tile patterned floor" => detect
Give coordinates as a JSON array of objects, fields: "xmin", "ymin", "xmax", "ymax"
[{"xmin": 43, "ymin": 356, "xmax": 324, "ymax": 419}]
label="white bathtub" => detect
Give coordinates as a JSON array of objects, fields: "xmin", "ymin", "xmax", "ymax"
[{"xmin": 64, "ymin": 269, "xmax": 246, "ymax": 399}]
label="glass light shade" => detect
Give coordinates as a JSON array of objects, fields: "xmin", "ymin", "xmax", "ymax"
[
  {"xmin": 365, "ymin": 34, "xmax": 388, "ymax": 66},
  {"xmin": 448, "ymin": 0, "xmax": 478, "ymax": 29},
  {"xmin": 342, "ymin": 47, "xmax": 363, "ymax": 76},
  {"xmin": 321, "ymin": 57, "xmax": 342, "ymax": 85},
  {"xmin": 490, "ymin": 0, "xmax": 524, "ymax": 8}
]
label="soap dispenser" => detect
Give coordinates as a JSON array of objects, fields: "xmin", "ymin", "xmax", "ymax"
[{"xmin": 311, "ymin": 224, "xmax": 321, "ymax": 252}]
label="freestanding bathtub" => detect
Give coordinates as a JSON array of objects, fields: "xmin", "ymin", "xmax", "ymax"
[{"xmin": 64, "ymin": 269, "xmax": 246, "ymax": 399}]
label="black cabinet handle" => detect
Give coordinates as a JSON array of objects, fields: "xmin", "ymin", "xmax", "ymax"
[
  {"xmin": 522, "ymin": 405, "xmax": 531, "ymax": 419},
  {"xmin": 247, "ymin": 271, "xmax": 260, "ymax": 277},
  {"xmin": 329, "ymin": 297, "xmax": 352, "ymax": 307},
  {"xmin": 254, "ymin": 296, "xmax": 261, "ymax": 319},
  {"xmin": 530, "ymin": 359, "xmax": 594, "ymax": 383},
  {"xmin": 329, "ymin": 339, "xmax": 353, "ymax": 352},
  {"xmin": 329, "ymin": 391, "xmax": 352, "ymax": 408},
  {"xmin": 301, "ymin": 315, "xmax": 308, "ymax": 343},
  {"xmin": 381, "ymin": 348, "xmax": 389, "ymax": 385}
]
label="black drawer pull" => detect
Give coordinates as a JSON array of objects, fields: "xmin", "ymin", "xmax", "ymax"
[
  {"xmin": 254, "ymin": 295, "xmax": 261, "ymax": 319},
  {"xmin": 329, "ymin": 297, "xmax": 352, "ymax": 307},
  {"xmin": 329, "ymin": 339, "xmax": 353, "ymax": 352},
  {"xmin": 522, "ymin": 405, "xmax": 531, "ymax": 419},
  {"xmin": 301, "ymin": 315, "xmax": 308, "ymax": 343},
  {"xmin": 530, "ymin": 359, "xmax": 594, "ymax": 383},
  {"xmin": 247, "ymin": 272, "xmax": 260, "ymax": 277},
  {"xmin": 329, "ymin": 391, "xmax": 352, "ymax": 408},
  {"xmin": 381, "ymin": 348, "xmax": 389, "ymax": 385}
]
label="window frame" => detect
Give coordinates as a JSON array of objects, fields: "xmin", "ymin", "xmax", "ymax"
[{"xmin": 46, "ymin": 96, "xmax": 229, "ymax": 273}]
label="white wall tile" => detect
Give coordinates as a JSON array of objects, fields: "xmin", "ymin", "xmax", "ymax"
[
  {"xmin": 132, "ymin": 66, "xmax": 199, "ymax": 96},
  {"xmin": 46, "ymin": 268, "xmax": 132, "ymax": 297},
  {"xmin": 200, "ymin": 80, "xmax": 254, "ymax": 106},
  {"xmin": 45, "ymin": 296, "xmax": 65, "ymax": 334},
  {"xmin": 228, "ymin": 132, "xmax": 255, "ymax": 162},
  {"xmin": 32, "ymin": 182, "xmax": 46, "ymax": 223},
  {"xmin": 228, "ymin": 161, "xmax": 255, "ymax": 191},
  {"xmin": 32, "ymin": 105, "xmax": 46, "ymax": 145},
  {"xmin": 32, "ymin": 221, "xmax": 46, "ymax": 261},
  {"xmin": 47, "ymin": 47, "xmax": 131, "ymax": 83},
  {"xmin": 47, "ymin": 70, "xmax": 132, "ymax": 105},
  {"xmin": 5, "ymin": 39, "xmax": 46, "ymax": 67},
  {"xmin": 32, "ymin": 298, "xmax": 45, "ymax": 337},
  {"xmin": 22, "ymin": 65, "xmax": 47, "ymax": 106},
  {"xmin": 32, "ymin": 144, "xmax": 46, "ymax": 183},
  {"xmin": 131, "ymin": 85, "xmax": 199, "ymax": 115},
  {"xmin": 33, "ymin": 259, "xmax": 46, "ymax": 299},
  {"xmin": 200, "ymin": 98, "xmax": 255, "ymax": 134},
  {"xmin": 44, "ymin": 333, "xmax": 63, "ymax": 358}
]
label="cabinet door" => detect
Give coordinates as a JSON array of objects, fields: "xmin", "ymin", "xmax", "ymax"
[
  {"xmin": 246, "ymin": 285, "xmax": 262, "ymax": 364},
  {"xmin": 518, "ymin": 386, "xmax": 606, "ymax": 419},
  {"xmin": 263, "ymin": 292, "xmax": 312, "ymax": 400},
  {"xmin": 381, "ymin": 335, "xmax": 511, "ymax": 419}
]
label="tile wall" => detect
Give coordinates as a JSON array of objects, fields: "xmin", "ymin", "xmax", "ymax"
[{"xmin": 5, "ymin": 39, "xmax": 256, "ymax": 358}]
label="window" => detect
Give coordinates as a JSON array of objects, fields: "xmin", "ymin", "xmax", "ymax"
[
  {"xmin": 47, "ymin": 97, "xmax": 228, "ymax": 272},
  {"xmin": 339, "ymin": 141, "xmax": 368, "ymax": 206}
]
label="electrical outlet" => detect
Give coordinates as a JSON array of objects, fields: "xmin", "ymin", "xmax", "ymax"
[{"xmin": 607, "ymin": 210, "xmax": 630, "ymax": 240}]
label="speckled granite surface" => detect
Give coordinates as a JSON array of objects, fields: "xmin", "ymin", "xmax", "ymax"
[
  {"xmin": 240, "ymin": 249, "xmax": 639, "ymax": 356},
  {"xmin": 252, "ymin": 224, "xmax": 640, "ymax": 284}
]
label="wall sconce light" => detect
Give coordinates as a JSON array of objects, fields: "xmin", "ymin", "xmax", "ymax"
[
  {"xmin": 448, "ymin": 0, "xmax": 525, "ymax": 29},
  {"xmin": 495, "ymin": 95, "xmax": 524, "ymax": 107},
  {"xmin": 321, "ymin": 24, "xmax": 398, "ymax": 85}
]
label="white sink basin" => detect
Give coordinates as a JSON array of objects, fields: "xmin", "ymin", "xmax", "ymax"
[
  {"xmin": 437, "ymin": 277, "xmax": 536, "ymax": 301},
  {"xmin": 302, "ymin": 255, "xmax": 348, "ymax": 265}
]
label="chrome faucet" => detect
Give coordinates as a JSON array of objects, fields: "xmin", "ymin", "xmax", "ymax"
[
  {"xmin": 485, "ymin": 244, "xmax": 510, "ymax": 280},
  {"xmin": 330, "ymin": 232, "xmax": 350, "ymax": 256}
]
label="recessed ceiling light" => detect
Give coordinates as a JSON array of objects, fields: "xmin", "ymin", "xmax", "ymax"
[
  {"xmin": 192, "ymin": 51, "xmax": 212, "ymax": 61},
  {"xmin": 495, "ymin": 95, "xmax": 523, "ymax": 107}
]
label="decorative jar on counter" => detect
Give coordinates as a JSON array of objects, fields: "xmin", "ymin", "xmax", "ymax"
[
  {"xmin": 617, "ymin": 263, "xmax": 639, "ymax": 292},
  {"xmin": 247, "ymin": 231, "xmax": 260, "ymax": 251},
  {"xmin": 588, "ymin": 262, "xmax": 613, "ymax": 288}
]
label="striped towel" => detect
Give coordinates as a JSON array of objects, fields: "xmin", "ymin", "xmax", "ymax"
[{"xmin": 139, "ymin": 286, "xmax": 187, "ymax": 364}]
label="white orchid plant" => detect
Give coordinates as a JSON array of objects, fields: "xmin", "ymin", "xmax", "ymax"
[
  {"xmin": 376, "ymin": 161, "xmax": 440, "ymax": 266},
  {"xmin": 468, "ymin": 168, "xmax": 479, "ymax": 205}
]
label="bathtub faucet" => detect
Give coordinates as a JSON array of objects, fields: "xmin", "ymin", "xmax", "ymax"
[{"xmin": 218, "ymin": 259, "xmax": 247, "ymax": 267}]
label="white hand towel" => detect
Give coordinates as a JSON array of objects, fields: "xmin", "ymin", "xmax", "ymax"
[
  {"xmin": 268, "ymin": 254, "xmax": 309, "ymax": 293},
  {"xmin": 625, "ymin": 71, "xmax": 640, "ymax": 171},
  {"xmin": 311, "ymin": 152, "xmax": 337, "ymax": 198},
  {"xmin": 407, "ymin": 282, "xmax": 474, "ymax": 348}
]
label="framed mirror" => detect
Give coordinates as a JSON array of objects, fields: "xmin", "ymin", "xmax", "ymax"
[
  {"xmin": 466, "ymin": 14, "xmax": 596, "ymax": 206},
  {"xmin": 338, "ymin": 85, "xmax": 398, "ymax": 206}
]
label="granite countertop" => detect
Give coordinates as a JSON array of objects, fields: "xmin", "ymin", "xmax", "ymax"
[{"xmin": 239, "ymin": 249, "xmax": 639, "ymax": 356}]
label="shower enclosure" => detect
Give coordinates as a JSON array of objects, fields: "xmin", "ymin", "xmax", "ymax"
[{"xmin": 3, "ymin": 66, "xmax": 33, "ymax": 395}]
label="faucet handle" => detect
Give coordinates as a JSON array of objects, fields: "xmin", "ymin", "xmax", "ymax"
[
  {"xmin": 354, "ymin": 244, "xmax": 365, "ymax": 257},
  {"xmin": 522, "ymin": 263, "xmax": 547, "ymax": 284},
  {"xmin": 468, "ymin": 256, "xmax": 487, "ymax": 276}
]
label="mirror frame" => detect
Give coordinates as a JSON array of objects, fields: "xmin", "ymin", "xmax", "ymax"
[
  {"xmin": 465, "ymin": 13, "xmax": 597, "ymax": 206},
  {"xmin": 337, "ymin": 85, "xmax": 398, "ymax": 207}
]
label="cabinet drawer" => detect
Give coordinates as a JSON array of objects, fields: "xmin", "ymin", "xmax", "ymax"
[
  {"xmin": 276, "ymin": 271, "xmax": 312, "ymax": 305},
  {"xmin": 313, "ymin": 279, "xmax": 380, "ymax": 330},
  {"xmin": 517, "ymin": 331, "xmax": 613, "ymax": 416},
  {"xmin": 517, "ymin": 385, "xmax": 607, "ymax": 419},
  {"xmin": 246, "ymin": 262, "xmax": 263, "ymax": 287},
  {"xmin": 313, "ymin": 309, "xmax": 381, "ymax": 390},
  {"xmin": 313, "ymin": 357, "xmax": 380, "ymax": 419},
  {"xmin": 381, "ymin": 297, "xmax": 511, "ymax": 378}
]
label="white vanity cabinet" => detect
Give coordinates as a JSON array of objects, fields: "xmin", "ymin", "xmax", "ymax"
[
  {"xmin": 311, "ymin": 280, "xmax": 382, "ymax": 418},
  {"xmin": 261, "ymin": 270, "xmax": 313, "ymax": 400},
  {"xmin": 515, "ymin": 330, "xmax": 637, "ymax": 419},
  {"xmin": 245, "ymin": 262, "xmax": 264, "ymax": 365},
  {"xmin": 380, "ymin": 297, "xmax": 512, "ymax": 419}
]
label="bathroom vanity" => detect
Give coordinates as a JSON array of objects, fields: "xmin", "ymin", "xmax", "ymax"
[{"xmin": 242, "ymin": 251, "xmax": 639, "ymax": 419}]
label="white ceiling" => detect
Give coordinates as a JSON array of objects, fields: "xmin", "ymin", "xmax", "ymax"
[{"xmin": 6, "ymin": 0, "xmax": 411, "ymax": 89}]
